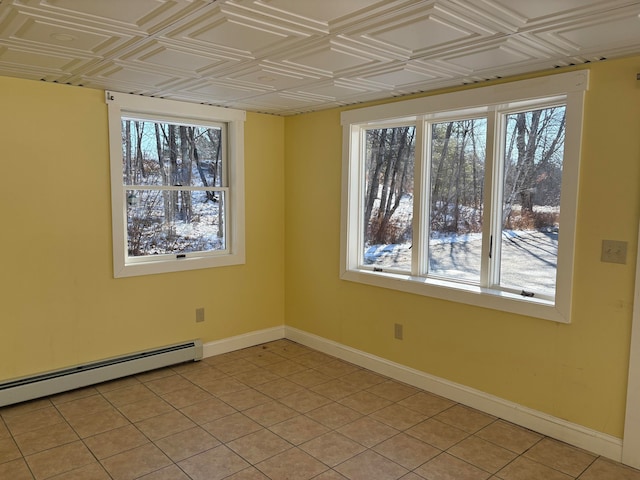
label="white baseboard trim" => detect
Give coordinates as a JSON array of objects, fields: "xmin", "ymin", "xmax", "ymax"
[
  {"xmin": 284, "ymin": 326, "xmax": 623, "ymax": 462},
  {"xmin": 202, "ymin": 326, "xmax": 285, "ymax": 358}
]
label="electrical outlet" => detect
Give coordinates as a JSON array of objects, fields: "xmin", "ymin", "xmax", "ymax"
[
  {"xmin": 394, "ymin": 323, "xmax": 403, "ymax": 340},
  {"xmin": 601, "ymin": 240, "xmax": 627, "ymax": 265},
  {"xmin": 195, "ymin": 307, "xmax": 205, "ymax": 323}
]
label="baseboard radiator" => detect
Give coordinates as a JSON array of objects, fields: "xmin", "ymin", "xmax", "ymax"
[{"xmin": 0, "ymin": 339, "xmax": 203, "ymax": 408}]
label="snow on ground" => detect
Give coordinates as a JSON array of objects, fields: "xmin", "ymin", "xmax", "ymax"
[
  {"xmin": 365, "ymin": 190, "xmax": 558, "ymax": 296},
  {"xmin": 365, "ymin": 229, "xmax": 557, "ymax": 297},
  {"xmin": 127, "ymin": 189, "xmax": 224, "ymax": 255}
]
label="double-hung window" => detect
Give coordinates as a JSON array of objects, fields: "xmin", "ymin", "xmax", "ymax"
[
  {"xmin": 341, "ymin": 71, "xmax": 588, "ymax": 322},
  {"xmin": 107, "ymin": 92, "xmax": 246, "ymax": 277}
]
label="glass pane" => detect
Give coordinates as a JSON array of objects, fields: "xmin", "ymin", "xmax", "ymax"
[
  {"xmin": 500, "ymin": 105, "xmax": 565, "ymax": 297},
  {"xmin": 126, "ymin": 189, "xmax": 225, "ymax": 257},
  {"xmin": 428, "ymin": 118, "xmax": 486, "ymax": 282},
  {"xmin": 121, "ymin": 119, "xmax": 224, "ymax": 188},
  {"xmin": 362, "ymin": 126, "xmax": 415, "ymax": 271}
]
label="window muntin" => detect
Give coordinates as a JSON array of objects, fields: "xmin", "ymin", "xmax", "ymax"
[
  {"xmin": 107, "ymin": 92, "xmax": 245, "ymax": 277},
  {"xmin": 341, "ymin": 71, "xmax": 588, "ymax": 323}
]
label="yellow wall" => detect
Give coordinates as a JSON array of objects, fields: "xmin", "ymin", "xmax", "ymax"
[
  {"xmin": 284, "ymin": 55, "xmax": 640, "ymax": 438},
  {"xmin": 0, "ymin": 76, "xmax": 285, "ymax": 380},
  {"xmin": 1, "ymin": 54, "xmax": 639, "ymax": 441}
]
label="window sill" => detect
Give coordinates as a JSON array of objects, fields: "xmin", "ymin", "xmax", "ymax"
[
  {"xmin": 340, "ymin": 268, "xmax": 569, "ymax": 324},
  {"xmin": 114, "ymin": 252, "xmax": 245, "ymax": 278}
]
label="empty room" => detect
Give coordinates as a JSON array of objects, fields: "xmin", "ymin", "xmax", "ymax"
[{"xmin": 1, "ymin": 1, "xmax": 640, "ymax": 479}]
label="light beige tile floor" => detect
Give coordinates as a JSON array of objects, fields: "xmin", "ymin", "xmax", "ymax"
[{"xmin": 1, "ymin": 339, "xmax": 639, "ymax": 480}]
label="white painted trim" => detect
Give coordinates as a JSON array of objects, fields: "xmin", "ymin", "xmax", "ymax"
[
  {"xmin": 202, "ymin": 326, "xmax": 285, "ymax": 358},
  {"xmin": 106, "ymin": 91, "xmax": 246, "ymax": 278},
  {"xmin": 340, "ymin": 72, "xmax": 588, "ymax": 324},
  {"xmin": 622, "ymin": 220, "xmax": 640, "ymax": 468},
  {"xmin": 285, "ymin": 326, "xmax": 622, "ymax": 462},
  {"xmin": 200, "ymin": 325, "xmax": 623, "ymax": 461}
]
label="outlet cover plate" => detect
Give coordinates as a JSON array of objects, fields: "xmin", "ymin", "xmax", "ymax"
[
  {"xmin": 601, "ymin": 240, "xmax": 627, "ymax": 264},
  {"xmin": 394, "ymin": 323, "xmax": 403, "ymax": 340}
]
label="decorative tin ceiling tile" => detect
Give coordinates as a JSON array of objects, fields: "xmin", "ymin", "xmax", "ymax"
[{"xmin": 0, "ymin": 0, "xmax": 639, "ymax": 114}]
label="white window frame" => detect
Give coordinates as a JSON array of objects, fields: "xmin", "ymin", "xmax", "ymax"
[
  {"xmin": 340, "ymin": 71, "xmax": 589, "ymax": 323},
  {"xmin": 106, "ymin": 92, "xmax": 246, "ymax": 278}
]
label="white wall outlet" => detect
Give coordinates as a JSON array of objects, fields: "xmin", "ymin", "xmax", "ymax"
[{"xmin": 195, "ymin": 307, "xmax": 205, "ymax": 323}]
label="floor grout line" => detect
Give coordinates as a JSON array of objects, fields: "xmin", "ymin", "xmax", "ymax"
[{"xmin": 0, "ymin": 340, "xmax": 638, "ymax": 479}]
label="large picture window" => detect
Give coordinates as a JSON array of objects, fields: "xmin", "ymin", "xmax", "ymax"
[
  {"xmin": 341, "ymin": 72, "xmax": 588, "ymax": 322},
  {"xmin": 107, "ymin": 92, "xmax": 245, "ymax": 277}
]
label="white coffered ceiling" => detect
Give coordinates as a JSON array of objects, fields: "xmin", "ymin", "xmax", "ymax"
[{"xmin": 0, "ymin": 0, "xmax": 639, "ymax": 115}]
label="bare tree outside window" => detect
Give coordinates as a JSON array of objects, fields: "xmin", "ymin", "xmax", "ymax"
[
  {"xmin": 121, "ymin": 119, "xmax": 226, "ymax": 257},
  {"xmin": 499, "ymin": 106, "xmax": 566, "ymax": 296},
  {"xmin": 429, "ymin": 118, "xmax": 486, "ymax": 282},
  {"xmin": 342, "ymin": 71, "xmax": 587, "ymax": 321},
  {"xmin": 362, "ymin": 126, "xmax": 415, "ymax": 271},
  {"xmin": 356, "ymin": 108, "xmax": 565, "ymax": 296}
]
